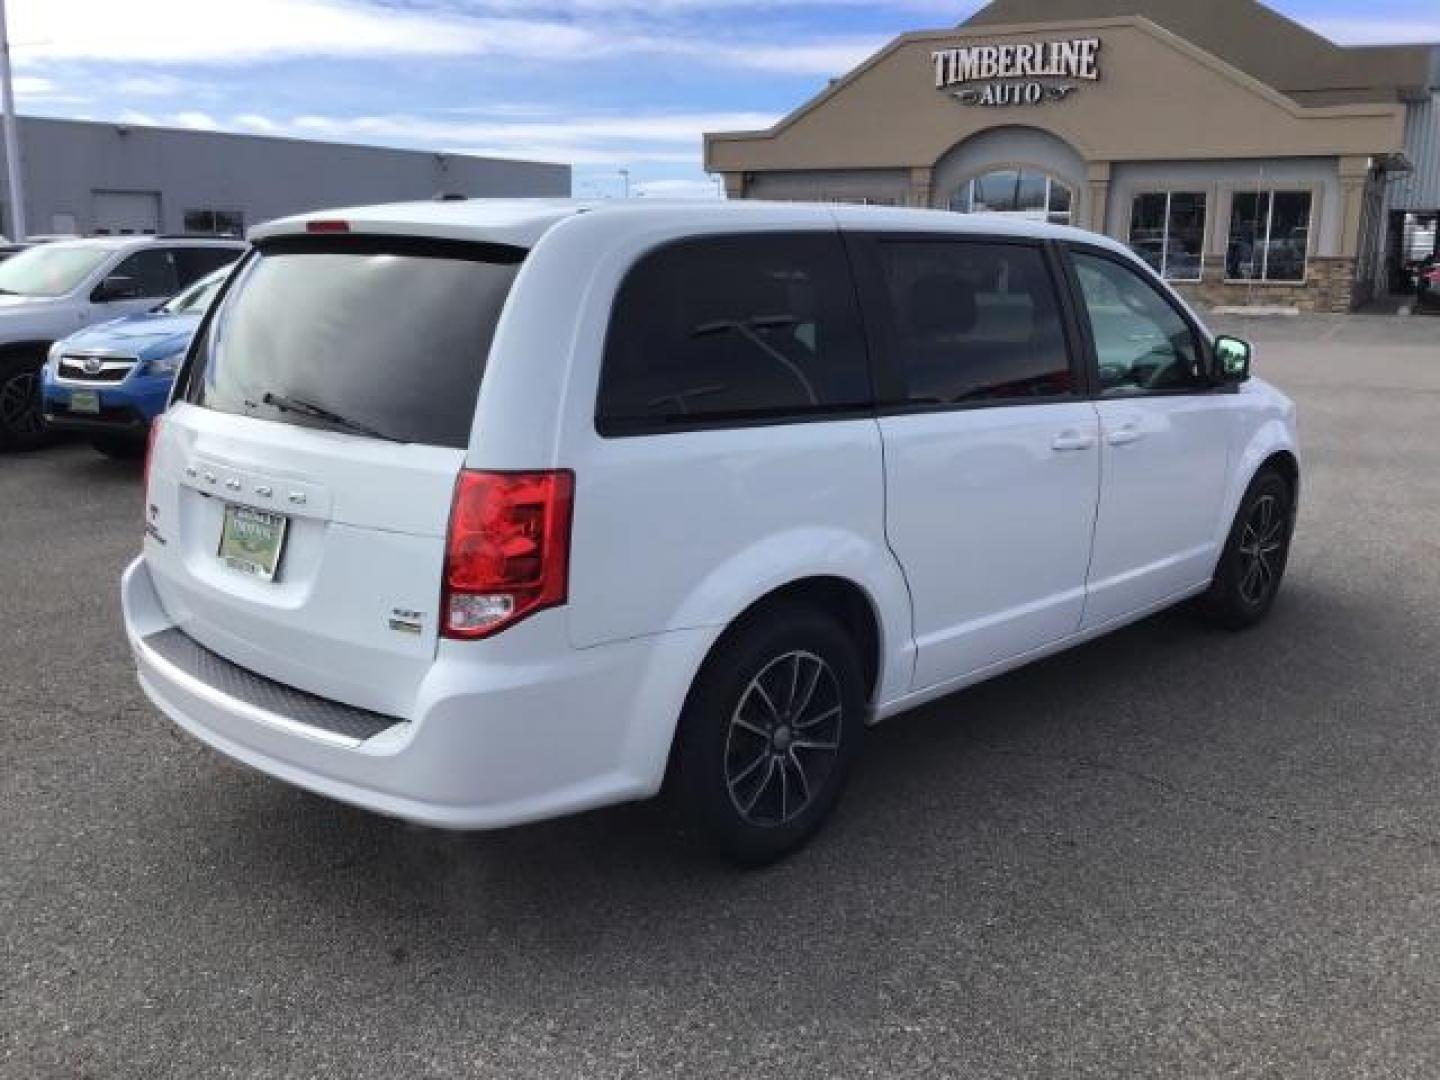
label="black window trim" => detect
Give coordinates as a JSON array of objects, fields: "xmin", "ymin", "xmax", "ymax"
[
  {"xmin": 594, "ymin": 229, "xmax": 880, "ymax": 439},
  {"xmin": 845, "ymin": 230, "xmax": 1092, "ymax": 418},
  {"xmin": 1056, "ymin": 239, "xmax": 1233, "ymax": 400},
  {"xmin": 173, "ymin": 246, "xmax": 257, "ymax": 405}
]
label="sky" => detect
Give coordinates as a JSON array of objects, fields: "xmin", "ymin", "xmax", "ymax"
[{"xmin": 9, "ymin": 0, "xmax": 1440, "ymax": 199}]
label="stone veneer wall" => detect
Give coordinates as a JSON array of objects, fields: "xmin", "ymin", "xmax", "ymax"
[{"xmin": 1175, "ymin": 256, "xmax": 1359, "ymax": 313}]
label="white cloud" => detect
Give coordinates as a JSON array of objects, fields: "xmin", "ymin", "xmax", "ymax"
[
  {"xmin": 172, "ymin": 111, "xmax": 221, "ymax": 130},
  {"xmin": 116, "ymin": 109, "xmax": 161, "ymax": 126},
  {"xmin": 9, "ymin": 0, "xmax": 891, "ymax": 74},
  {"xmin": 12, "ymin": 74, "xmax": 89, "ymax": 104},
  {"xmin": 113, "ymin": 74, "xmax": 191, "ymax": 96},
  {"xmin": 11, "ymin": 0, "xmax": 592, "ymax": 64},
  {"xmin": 446, "ymin": 0, "xmax": 964, "ymax": 11},
  {"xmin": 709, "ymin": 38, "xmax": 887, "ymax": 74},
  {"xmin": 233, "ymin": 113, "xmax": 283, "ymax": 134}
]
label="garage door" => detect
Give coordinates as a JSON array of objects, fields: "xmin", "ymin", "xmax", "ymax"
[{"xmin": 93, "ymin": 190, "xmax": 161, "ymax": 235}]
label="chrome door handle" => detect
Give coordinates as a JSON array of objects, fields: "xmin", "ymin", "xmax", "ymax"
[
  {"xmin": 1051, "ymin": 431, "xmax": 1096, "ymax": 452},
  {"xmin": 1108, "ymin": 424, "xmax": 1144, "ymax": 447}
]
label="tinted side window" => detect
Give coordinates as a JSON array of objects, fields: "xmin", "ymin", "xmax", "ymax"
[
  {"xmin": 597, "ymin": 233, "xmax": 871, "ymax": 433},
  {"xmin": 175, "ymin": 247, "xmax": 239, "ymax": 285},
  {"xmin": 1071, "ymin": 251, "xmax": 1205, "ymax": 395},
  {"xmin": 874, "ymin": 241, "xmax": 1072, "ymax": 405},
  {"xmin": 110, "ymin": 249, "xmax": 179, "ymax": 298}
]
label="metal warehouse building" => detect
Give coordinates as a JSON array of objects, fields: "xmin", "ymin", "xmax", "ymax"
[
  {"xmin": 2, "ymin": 116, "xmax": 570, "ymax": 238},
  {"xmin": 707, "ymin": 0, "xmax": 1440, "ymax": 312}
]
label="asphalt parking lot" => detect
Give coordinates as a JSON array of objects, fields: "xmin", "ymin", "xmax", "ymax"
[{"xmin": 4, "ymin": 313, "xmax": 1439, "ymax": 1079}]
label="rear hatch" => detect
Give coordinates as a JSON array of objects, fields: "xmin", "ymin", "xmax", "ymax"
[{"xmin": 144, "ymin": 234, "xmax": 524, "ymax": 717}]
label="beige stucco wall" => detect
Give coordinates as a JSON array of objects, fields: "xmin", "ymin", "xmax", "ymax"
[{"xmin": 705, "ymin": 17, "xmax": 1405, "ymax": 175}]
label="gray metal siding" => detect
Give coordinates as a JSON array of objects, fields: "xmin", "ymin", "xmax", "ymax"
[
  {"xmin": 2, "ymin": 116, "xmax": 569, "ymax": 238},
  {"xmin": 1394, "ymin": 95, "xmax": 1440, "ymax": 210}
]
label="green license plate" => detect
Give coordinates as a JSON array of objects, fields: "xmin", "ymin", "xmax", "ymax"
[
  {"xmin": 70, "ymin": 389, "xmax": 100, "ymax": 414},
  {"xmin": 218, "ymin": 504, "xmax": 288, "ymax": 581}
]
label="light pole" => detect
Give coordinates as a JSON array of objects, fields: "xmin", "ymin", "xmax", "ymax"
[
  {"xmin": 619, "ymin": 168, "xmax": 630, "ymax": 199},
  {"xmin": 0, "ymin": 0, "xmax": 24, "ymax": 241}
]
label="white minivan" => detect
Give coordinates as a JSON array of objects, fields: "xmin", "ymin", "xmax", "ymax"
[{"xmin": 123, "ymin": 199, "xmax": 1299, "ymax": 863}]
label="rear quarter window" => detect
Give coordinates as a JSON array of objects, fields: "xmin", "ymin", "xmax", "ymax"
[
  {"xmin": 596, "ymin": 233, "xmax": 872, "ymax": 434},
  {"xmin": 186, "ymin": 238, "xmax": 523, "ymax": 449}
]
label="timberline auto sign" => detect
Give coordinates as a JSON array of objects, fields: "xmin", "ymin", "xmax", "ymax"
[{"xmin": 932, "ymin": 38, "xmax": 1101, "ymax": 107}]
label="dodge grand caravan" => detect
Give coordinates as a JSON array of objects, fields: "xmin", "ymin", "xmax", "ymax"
[{"xmin": 123, "ymin": 200, "xmax": 1299, "ymax": 863}]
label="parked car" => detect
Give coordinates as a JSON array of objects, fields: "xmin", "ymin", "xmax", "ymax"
[
  {"xmin": 122, "ymin": 200, "xmax": 1300, "ymax": 863},
  {"xmin": 41, "ymin": 263, "xmax": 236, "ymax": 457},
  {"xmin": 0, "ymin": 235, "xmax": 244, "ymax": 449}
]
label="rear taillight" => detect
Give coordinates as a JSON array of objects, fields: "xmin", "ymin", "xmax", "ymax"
[
  {"xmin": 442, "ymin": 469, "xmax": 575, "ymax": 640},
  {"xmin": 143, "ymin": 417, "xmax": 163, "ymax": 526}
]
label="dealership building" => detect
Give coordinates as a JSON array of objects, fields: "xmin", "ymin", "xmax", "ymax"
[
  {"xmin": 706, "ymin": 0, "xmax": 1440, "ymax": 311},
  {"xmin": 0, "ymin": 116, "xmax": 569, "ymax": 240}
]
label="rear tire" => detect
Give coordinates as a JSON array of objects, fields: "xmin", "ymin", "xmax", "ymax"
[
  {"xmin": 0, "ymin": 351, "xmax": 52, "ymax": 451},
  {"xmin": 91, "ymin": 435, "xmax": 146, "ymax": 460},
  {"xmin": 1199, "ymin": 468, "xmax": 1294, "ymax": 630},
  {"xmin": 672, "ymin": 602, "xmax": 865, "ymax": 865}
]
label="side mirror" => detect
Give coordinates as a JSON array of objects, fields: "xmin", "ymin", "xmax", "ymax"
[
  {"xmin": 1214, "ymin": 335, "xmax": 1253, "ymax": 384},
  {"xmin": 93, "ymin": 274, "xmax": 143, "ymax": 303}
]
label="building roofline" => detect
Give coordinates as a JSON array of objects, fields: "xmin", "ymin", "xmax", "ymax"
[
  {"xmin": 16, "ymin": 112, "xmax": 570, "ymax": 174},
  {"xmin": 704, "ymin": 15, "xmax": 1403, "ymax": 166}
]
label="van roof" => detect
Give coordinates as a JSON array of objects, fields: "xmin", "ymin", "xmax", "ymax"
[{"xmin": 249, "ymin": 198, "xmax": 1126, "ymax": 253}]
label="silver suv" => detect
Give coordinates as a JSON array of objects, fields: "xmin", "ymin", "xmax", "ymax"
[{"xmin": 0, "ymin": 235, "xmax": 244, "ymax": 449}]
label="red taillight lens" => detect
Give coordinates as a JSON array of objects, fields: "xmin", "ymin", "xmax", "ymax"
[
  {"xmin": 305, "ymin": 219, "xmax": 350, "ymax": 234},
  {"xmin": 442, "ymin": 469, "xmax": 575, "ymax": 640},
  {"xmin": 143, "ymin": 417, "xmax": 163, "ymax": 526}
]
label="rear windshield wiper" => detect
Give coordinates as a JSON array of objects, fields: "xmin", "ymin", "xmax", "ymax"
[{"xmin": 252, "ymin": 391, "xmax": 404, "ymax": 443}]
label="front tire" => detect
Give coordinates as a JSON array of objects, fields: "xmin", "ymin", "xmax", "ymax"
[
  {"xmin": 1199, "ymin": 468, "xmax": 1294, "ymax": 630},
  {"xmin": 0, "ymin": 352, "xmax": 51, "ymax": 451},
  {"xmin": 672, "ymin": 603, "xmax": 865, "ymax": 865}
]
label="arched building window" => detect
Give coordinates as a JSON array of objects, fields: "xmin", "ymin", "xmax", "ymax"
[{"xmin": 950, "ymin": 169, "xmax": 1074, "ymax": 226}]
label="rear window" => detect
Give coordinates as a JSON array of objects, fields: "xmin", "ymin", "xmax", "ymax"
[
  {"xmin": 596, "ymin": 233, "xmax": 871, "ymax": 434},
  {"xmin": 187, "ymin": 238, "xmax": 523, "ymax": 448}
]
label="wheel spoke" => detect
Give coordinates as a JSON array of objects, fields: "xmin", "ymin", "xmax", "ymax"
[
  {"xmin": 741, "ymin": 757, "xmax": 777, "ymax": 815},
  {"xmin": 777, "ymin": 755, "xmax": 790, "ymax": 820},
  {"xmin": 750, "ymin": 681, "xmax": 782, "ymax": 725},
  {"xmin": 794, "ymin": 705, "xmax": 840, "ymax": 732},
  {"xmin": 791, "ymin": 657, "xmax": 823, "ymax": 721},
  {"xmin": 728, "ymin": 747, "xmax": 770, "ymax": 791},
  {"xmin": 1240, "ymin": 559, "xmax": 1262, "ymax": 601},
  {"xmin": 731, "ymin": 714, "xmax": 770, "ymax": 741},
  {"xmin": 787, "ymin": 749, "xmax": 812, "ymax": 804},
  {"xmin": 793, "ymin": 736, "xmax": 840, "ymax": 752}
]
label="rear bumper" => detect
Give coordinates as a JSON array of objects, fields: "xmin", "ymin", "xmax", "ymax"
[{"xmin": 122, "ymin": 557, "xmax": 714, "ymax": 829}]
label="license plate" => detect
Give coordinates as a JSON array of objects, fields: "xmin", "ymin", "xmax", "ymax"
[
  {"xmin": 70, "ymin": 389, "xmax": 100, "ymax": 414},
  {"xmin": 218, "ymin": 504, "xmax": 288, "ymax": 581}
]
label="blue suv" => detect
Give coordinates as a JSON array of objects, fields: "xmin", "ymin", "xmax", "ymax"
[{"xmin": 41, "ymin": 263, "xmax": 234, "ymax": 457}]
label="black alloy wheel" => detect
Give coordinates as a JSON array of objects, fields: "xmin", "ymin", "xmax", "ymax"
[{"xmin": 672, "ymin": 601, "xmax": 865, "ymax": 864}]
